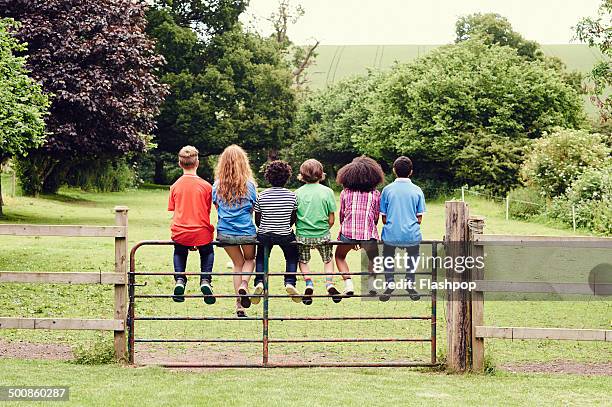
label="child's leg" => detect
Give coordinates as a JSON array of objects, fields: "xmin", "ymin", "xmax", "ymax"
[
  {"xmin": 280, "ymin": 240, "xmax": 300, "ymax": 303},
  {"xmin": 224, "ymin": 245, "xmax": 246, "ymax": 309},
  {"xmin": 334, "ymin": 244, "xmax": 353, "ymax": 280},
  {"xmin": 382, "ymin": 243, "xmax": 396, "ymax": 283},
  {"xmin": 241, "ymin": 244, "xmax": 256, "ymax": 285},
  {"xmin": 405, "ymin": 244, "xmax": 420, "ymax": 286},
  {"xmin": 317, "ymin": 243, "xmax": 334, "ymax": 286},
  {"xmin": 173, "ymin": 244, "xmax": 189, "ymax": 284},
  {"xmin": 197, "ymin": 244, "xmax": 215, "ymax": 284},
  {"xmin": 297, "ymin": 242, "xmax": 312, "ymax": 284}
]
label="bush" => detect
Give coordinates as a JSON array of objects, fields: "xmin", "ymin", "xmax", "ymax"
[
  {"xmin": 521, "ymin": 128, "xmax": 610, "ymax": 197},
  {"xmin": 65, "ymin": 159, "xmax": 138, "ymax": 192},
  {"xmin": 549, "ymin": 166, "xmax": 612, "ymax": 235},
  {"xmin": 72, "ymin": 339, "xmax": 115, "ymax": 365},
  {"xmin": 508, "ymin": 187, "xmax": 546, "ymax": 219}
]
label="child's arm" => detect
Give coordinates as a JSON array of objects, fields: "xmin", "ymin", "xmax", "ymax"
[
  {"xmin": 255, "ymin": 212, "xmax": 261, "ymax": 227},
  {"xmin": 328, "ymin": 212, "xmax": 335, "ymax": 227},
  {"xmin": 382, "ymin": 214, "xmax": 387, "ymax": 224},
  {"xmin": 417, "ymin": 214, "xmax": 423, "ymax": 224},
  {"xmin": 290, "ymin": 209, "xmax": 297, "ymax": 226}
]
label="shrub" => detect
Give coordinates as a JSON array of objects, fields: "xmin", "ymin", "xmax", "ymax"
[
  {"xmin": 508, "ymin": 187, "xmax": 546, "ymax": 219},
  {"xmin": 521, "ymin": 129, "xmax": 610, "ymax": 197},
  {"xmin": 72, "ymin": 339, "xmax": 115, "ymax": 365},
  {"xmin": 549, "ymin": 166, "xmax": 612, "ymax": 235},
  {"xmin": 65, "ymin": 159, "xmax": 138, "ymax": 192}
]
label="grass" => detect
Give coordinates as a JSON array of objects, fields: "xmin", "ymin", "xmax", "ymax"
[
  {"xmin": 1, "ymin": 358, "xmax": 610, "ymax": 407},
  {"xmin": 0, "ymin": 185, "xmax": 610, "ymax": 405}
]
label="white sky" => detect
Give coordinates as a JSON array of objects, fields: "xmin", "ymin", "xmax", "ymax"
[{"xmin": 242, "ymin": 0, "xmax": 602, "ymax": 45}]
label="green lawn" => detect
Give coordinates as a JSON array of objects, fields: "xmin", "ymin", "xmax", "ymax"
[{"xmin": 0, "ymin": 184, "xmax": 610, "ymax": 405}]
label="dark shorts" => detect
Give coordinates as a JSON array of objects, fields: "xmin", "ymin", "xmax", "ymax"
[{"xmin": 338, "ymin": 234, "xmax": 379, "ymax": 260}]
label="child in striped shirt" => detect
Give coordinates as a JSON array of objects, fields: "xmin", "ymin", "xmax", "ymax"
[
  {"xmin": 334, "ymin": 156, "xmax": 385, "ymax": 296},
  {"xmin": 253, "ymin": 160, "xmax": 301, "ymax": 303}
]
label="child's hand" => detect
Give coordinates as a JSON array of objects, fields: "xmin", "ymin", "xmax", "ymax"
[
  {"xmin": 351, "ymin": 245, "xmax": 360, "ymax": 251},
  {"xmin": 189, "ymin": 246, "xmax": 197, "ymax": 251}
]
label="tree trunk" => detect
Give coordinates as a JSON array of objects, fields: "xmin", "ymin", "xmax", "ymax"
[
  {"xmin": 154, "ymin": 156, "xmax": 166, "ymax": 185},
  {"xmin": 0, "ymin": 178, "xmax": 4, "ymax": 218}
]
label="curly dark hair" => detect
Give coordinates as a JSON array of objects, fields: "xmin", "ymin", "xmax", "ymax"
[
  {"xmin": 264, "ymin": 160, "xmax": 292, "ymax": 187},
  {"xmin": 336, "ymin": 156, "xmax": 384, "ymax": 192}
]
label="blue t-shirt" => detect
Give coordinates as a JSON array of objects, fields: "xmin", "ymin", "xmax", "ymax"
[
  {"xmin": 380, "ymin": 178, "xmax": 426, "ymax": 245},
  {"xmin": 212, "ymin": 181, "xmax": 258, "ymax": 236}
]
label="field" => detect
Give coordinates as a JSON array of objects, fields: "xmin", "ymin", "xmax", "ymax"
[
  {"xmin": 305, "ymin": 44, "xmax": 606, "ymax": 116},
  {"xmin": 0, "ymin": 175, "xmax": 610, "ymax": 406}
]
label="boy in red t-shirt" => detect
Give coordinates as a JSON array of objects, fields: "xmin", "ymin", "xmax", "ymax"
[{"xmin": 168, "ymin": 146, "xmax": 216, "ymax": 304}]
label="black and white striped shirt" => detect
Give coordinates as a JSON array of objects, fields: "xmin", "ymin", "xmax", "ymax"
[{"xmin": 254, "ymin": 187, "xmax": 297, "ymax": 235}]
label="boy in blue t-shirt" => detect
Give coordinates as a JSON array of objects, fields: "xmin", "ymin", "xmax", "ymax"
[{"xmin": 379, "ymin": 156, "xmax": 425, "ymax": 301}]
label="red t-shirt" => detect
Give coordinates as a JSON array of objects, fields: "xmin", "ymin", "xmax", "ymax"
[{"xmin": 168, "ymin": 175, "xmax": 214, "ymax": 246}]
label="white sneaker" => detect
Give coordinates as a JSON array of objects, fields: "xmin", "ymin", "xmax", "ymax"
[
  {"xmin": 251, "ymin": 282, "xmax": 264, "ymax": 305},
  {"xmin": 343, "ymin": 278, "xmax": 354, "ymax": 297},
  {"xmin": 285, "ymin": 284, "xmax": 302, "ymax": 303}
]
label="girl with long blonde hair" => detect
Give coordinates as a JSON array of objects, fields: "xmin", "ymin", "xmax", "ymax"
[{"xmin": 212, "ymin": 145, "xmax": 258, "ymax": 317}]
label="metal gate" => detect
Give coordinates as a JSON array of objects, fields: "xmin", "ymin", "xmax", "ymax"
[{"xmin": 128, "ymin": 240, "xmax": 440, "ymax": 368}]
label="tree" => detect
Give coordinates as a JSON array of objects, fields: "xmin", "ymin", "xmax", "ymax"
[
  {"xmin": 288, "ymin": 73, "xmax": 381, "ymax": 181},
  {"xmin": 147, "ymin": 0, "xmax": 296, "ymax": 183},
  {"xmin": 575, "ymin": 0, "xmax": 612, "ymax": 122},
  {"xmin": 0, "ymin": 18, "xmax": 49, "ymax": 216},
  {"xmin": 0, "ymin": 0, "xmax": 168, "ymax": 194},
  {"xmin": 520, "ymin": 128, "xmax": 610, "ymax": 197},
  {"xmin": 266, "ymin": 0, "xmax": 319, "ymax": 91},
  {"xmin": 360, "ymin": 40, "xmax": 585, "ymax": 190},
  {"xmin": 456, "ymin": 13, "xmax": 583, "ymax": 93}
]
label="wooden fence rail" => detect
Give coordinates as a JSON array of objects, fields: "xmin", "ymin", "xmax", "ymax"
[
  {"xmin": 0, "ymin": 206, "xmax": 129, "ymax": 362},
  {"xmin": 444, "ymin": 201, "xmax": 612, "ymax": 373}
]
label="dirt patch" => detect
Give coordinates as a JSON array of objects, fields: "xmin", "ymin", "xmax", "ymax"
[
  {"xmin": 501, "ymin": 361, "xmax": 612, "ymax": 376},
  {"xmin": 0, "ymin": 339, "xmax": 73, "ymax": 361}
]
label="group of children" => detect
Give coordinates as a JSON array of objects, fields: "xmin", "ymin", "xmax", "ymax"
[{"xmin": 168, "ymin": 145, "xmax": 425, "ymax": 317}]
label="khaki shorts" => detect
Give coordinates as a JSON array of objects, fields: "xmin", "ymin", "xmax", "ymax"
[{"xmin": 297, "ymin": 234, "xmax": 333, "ymax": 264}]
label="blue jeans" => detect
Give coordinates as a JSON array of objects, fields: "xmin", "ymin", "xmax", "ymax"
[
  {"xmin": 173, "ymin": 243, "xmax": 214, "ymax": 284},
  {"xmin": 255, "ymin": 232, "xmax": 298, "ymax": 286},
  {"xmin": 383, "ymin": 243, "xmax": 420, "ymax": 284}
]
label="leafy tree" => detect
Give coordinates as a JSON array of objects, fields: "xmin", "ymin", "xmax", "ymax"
[
  {"xmin": 521, "ymin": 128, "xmax": 610, "ymax": 197},
  {"xmin": 288, "ymin": 73, "xmax": 381, "ymax": 182},
  {"xmin": 0, "ymin": 18, "xmax": 49, "ymax": 216},
  {"xmin": 456, "ymin": 13, "xmax": 541, "ymax": 59},
  {"xmin": 456, "ymin": 13, "xmax": 583, "ymax": 92},
  {"xmin": 0, "ymin": 0, "xmax": 168, "ymax": 194},
  {"xmin": 147, "ymin": 0, "xmax": 296, "ymax": 183},
  {"xmin": 575, "ymin": 0, "xmax": 612, "ymax": 122}
]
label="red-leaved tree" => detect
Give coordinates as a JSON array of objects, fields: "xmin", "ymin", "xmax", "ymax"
[{"xmin": 0, "ymin": 0, "xmax": 168, "ymax": 194}]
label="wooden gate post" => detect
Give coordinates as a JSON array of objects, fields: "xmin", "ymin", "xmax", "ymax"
[
  {"xmin": 468, "ymin": 215, "xmax": 486, "ymax": 372},
  {"xmin": 445, "ymin": 201, "xmax": 471, "ymax": 372},
  {"xmin": 114, "ymin": 206, "xmax": 128, "ymax": 362}
]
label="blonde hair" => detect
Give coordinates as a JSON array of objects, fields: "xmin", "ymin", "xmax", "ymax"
[
  {"xmin": 178, "ymin": 146, "xmax": 199, "ymax": 169},
  {"xmin": 214, "ymin": 145, "xmax": 256, "ymax": 206},
  {"xmin": 298, "ymin": 159, "xmax": 325, "ymax": 183}
]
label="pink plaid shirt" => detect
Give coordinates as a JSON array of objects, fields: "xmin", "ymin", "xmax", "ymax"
[{"xmin": 338, "ymin": 189, "xmax": 380, "ymax": 240}]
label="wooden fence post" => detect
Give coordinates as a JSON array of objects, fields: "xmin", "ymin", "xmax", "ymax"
[
  {"xmin": 445, "ymin": 201, "xmax": 471, "ymax": 372},
  {"xmin": 114, "ymin": 206, "xmax": 128, "ymax": 362},
  {"xmin": 468, "ymin": 215, "xmax": 486, "ymax": 372}
]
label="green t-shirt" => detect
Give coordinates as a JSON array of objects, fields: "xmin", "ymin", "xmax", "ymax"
[{"xmin": 295, "ymin": 183, "xmax": 337, "ymax": 238}]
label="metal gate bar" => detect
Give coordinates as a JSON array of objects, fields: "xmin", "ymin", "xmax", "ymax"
[{"xmin": 128, "ymin": 240, "xmax": 440, "ymax": 368}]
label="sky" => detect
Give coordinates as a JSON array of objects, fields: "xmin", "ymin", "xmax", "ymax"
[{"xmin": 242, "ymin": 0, "xmax": 602, "ymax": 45}]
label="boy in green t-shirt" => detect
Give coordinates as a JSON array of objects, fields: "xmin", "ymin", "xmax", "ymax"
[{"xmin": 295, "ymin": 159, "xmax": 341, "ymax": 305}]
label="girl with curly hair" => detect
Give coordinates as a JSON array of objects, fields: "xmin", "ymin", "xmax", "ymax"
[{"xmin": 334, "ymin": 156, "xmax": 385, "ymax": 296}]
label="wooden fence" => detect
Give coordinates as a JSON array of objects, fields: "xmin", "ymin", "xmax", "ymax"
[
  {"xmin": 445, "ymin": 201, "xmax": 612, "ymax": 373},
  {"xmin": 0, "ymin": 206, "xmax": 129, "ymax": 362}
]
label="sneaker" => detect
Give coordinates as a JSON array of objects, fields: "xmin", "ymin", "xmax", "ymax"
[
  {"xmin": 327, "ymin": 284, "xmax": 342, "ymax": 303},
  {"xmin": 238, "ymin": 284, "xmax": 251, "ymax": 309},
  {"xmin": 343, "ymin": 278, "xmax": 354, "ymax": 297},
  {"xmin": 200, "ymin": 281, "xmax": 216, "ymax": 305},
  {"xmin": 379, "ymin": 287, "xmax": 394, "ymax": 302},
  {"xmin": 367, "ymin": 275, "xmax": 378, "ymax": 296},
  {"xmin": 407, "ymin": 288, "xmax": 421, "ymax": 301},
  {"xmin": 285, "ymin": 284, "xmax": 302, "ymax": 303},
  {"xmin": 302, "ymin": 280, "xmax": 314, "ymax": 305},
  {"xmin": 251, "ymin": 282, "xmax": 264, "ymax": 305},
  {"xmin": 172, "ymin": 282, "xmax": 185, "ymax": 303}
]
